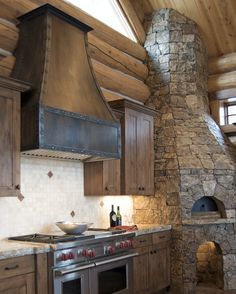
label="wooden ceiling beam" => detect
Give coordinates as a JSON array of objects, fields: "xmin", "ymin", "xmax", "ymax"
[
  {"xmin": 117, "ymin": 0, "xmax": 146, "ymax": 44},
  {"xmin": 209, "ymin": 88, "xmax": 236, "ymax": 101},
  {"xmin": 208, "ymin": 71, "xmax": 236, "ymax": 93},
  {"xmin": 0, "ymin": 55, "xmax": 15, "ymax": 76},
  {"xmin": 209, "ymin": 52, "xmax": 236, "ymax": 75},
  {"xmin": 92, "ymin": 59, "xmax": 150, "ymax": 103},
  {"xmin": 88, "ymin": 34, "xmax": 148, "ymax": 81},
  {"xmin": 220, "ymin": 124, "xmax": 236, "ymax": 136}
]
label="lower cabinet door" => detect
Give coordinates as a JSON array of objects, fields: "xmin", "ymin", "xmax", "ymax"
[
  {"xmin": 149, "ymin": 242, "xmax": 170, "ymax": 292},
  {"xmin": 0, "ymin": 273, "xmax": 35, "ymax": 294},
  {"xmin": 133, "ymin": 247, "xmax": 149, "ymax": 294}
]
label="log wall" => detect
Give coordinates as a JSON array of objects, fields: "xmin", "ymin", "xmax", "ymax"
[{"xmin": 0, "ymin": 0, "xmax": 150, "ymax": 103}]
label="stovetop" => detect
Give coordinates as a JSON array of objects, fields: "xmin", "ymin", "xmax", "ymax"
[{"xmin": 8, "ymin": 233, "xmax": 94, "ymax": 244}]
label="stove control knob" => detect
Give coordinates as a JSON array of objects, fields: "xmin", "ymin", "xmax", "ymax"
[
  {"xmin": 106, "ymin": 245, "xmax": 114, "ymax": 254},
  {"xmin": 58, "ymin": 253, "xmax": 67, "ymax": 261},
  {"xmin": 82, "ymin": 249, "xmax": 89, "ymax": 257},
  {"xmin": 127, "ymin": 240, "xmax": 133, "ymax": 247},
  {"xmin": 115, "ymin": 241, "xmax": 121, "ymax": 249},
  {"xmin": 68, "ymin": 252, "xmax": 74, "ymax": 259},
  {"xmin": 88, "ymin": 250, "xmax": 92, "ymax": 258},
  {"xmin": 64, "ymin": 253, "xmax": 69, "ymax": 260},
  {"xmin": 77, "ymin": 249, "xmax": 83, "ymax": 257}
]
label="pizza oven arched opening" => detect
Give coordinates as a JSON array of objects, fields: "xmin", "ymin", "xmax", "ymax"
[
  {"xmin": 196, "ymin": 241, "xmax": 224, "ymax": 290},
  {"xmin": 191, "ymin": 197, "xmax": 226, "ymax": 219}
]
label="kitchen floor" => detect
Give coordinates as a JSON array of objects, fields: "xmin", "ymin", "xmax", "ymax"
[
  {"xmin": 195, "ymin": 287, "xmax": 236, "ymax": 294},
  {"xmin": 168, "ymin": 284, "xmax": 236, "ymax": 294}
]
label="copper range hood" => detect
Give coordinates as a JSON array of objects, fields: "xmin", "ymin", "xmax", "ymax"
[{"xmin": 11, "ymin": 4, "xmax": 120, "ymax": 161}]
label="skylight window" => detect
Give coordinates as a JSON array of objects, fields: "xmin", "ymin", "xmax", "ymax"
[{"xmin": 65, "ymin": 0, "xmax": 137, "ymax": 42}]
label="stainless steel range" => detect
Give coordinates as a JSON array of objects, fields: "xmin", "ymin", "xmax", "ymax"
[{"xmin": 9, "ymin": 231, "xmax": 137, "ymax": 294}]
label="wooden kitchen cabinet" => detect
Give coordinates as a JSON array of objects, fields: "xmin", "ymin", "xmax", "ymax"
[
  {"xmin": 84, "ymin": 99, "xmax": 158, "ymax": 196},
  {"xmin": 0, "ymin": 76, "xmax": 29, "ymax": 197},
  {"xmin": 84, "ymin": 159, "xmax": 120, "ymax": 195},
  {"xmin": 0, "ymin": 255, "xmax": 35, "ymax": 294},
  {"xmin": 133, "ymin": 231, "xmax": 171, "ymax": 294},
  {"xmin": 0, "ymin": 253, "xmax": 48, "ymax": 294}
]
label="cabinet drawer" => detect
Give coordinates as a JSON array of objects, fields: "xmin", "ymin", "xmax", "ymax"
[
  {"xmin": 152, "ymin": 231, "xmax": 171, "ymax": 244},
  {"xmin": 0, "ymin": 255, "xmax": 35, "ymax": 279},
  {"xmin": 133, "ymin": 234, "xmax": 152, "ymax": 248}
]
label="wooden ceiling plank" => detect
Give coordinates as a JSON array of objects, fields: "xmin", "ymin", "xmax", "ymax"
[
  {"xmin": 216, "ymin": 0, "xmax": 236, "ymax": 54},
  {"xmin": 129, "ymin": 0, "xmax": 145, "ymax": 23},
  {"xmin": 148, "ymin": 0, "xmax": 236, "ymax": 58},
  {"xmin": 117, "ymin": 0, "xmax": 146, "ymax": 44},
  {"xmin": 208, "ymin": 0, "xmax": 232, "ymax": 57},
  {"xmin": 196, "ymin": 0, "xmax": 221, "ymax": 57}
]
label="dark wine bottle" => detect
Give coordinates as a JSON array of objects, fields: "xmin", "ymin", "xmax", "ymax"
[
  {"xmin": 116, "ymin": 206, "xmax": 122, "ymax": 226},
  {"xmin": 110, "ymin": 205, "xmax": 117, "ymax": 227}
]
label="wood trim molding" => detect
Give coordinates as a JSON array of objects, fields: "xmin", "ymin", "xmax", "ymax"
[
  {"xmin": 0, "ymin": 75, "xmax": 30, "ymax": 92},
  {"xmin": 117, "ymin": 0, "xmax": 146, "ymax": 44}
]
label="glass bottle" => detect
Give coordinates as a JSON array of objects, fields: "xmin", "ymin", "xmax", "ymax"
[
  {"xmin": 116, "ymin": 206, "xmax": 122, "ymax": 226},
  {"xmin": 109, "ymin": 205, "xmax": 117, "ymax": 227}
]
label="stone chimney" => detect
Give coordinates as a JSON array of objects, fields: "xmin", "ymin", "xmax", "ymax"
[{"xmin": 134, "ymin": 8, "xmax": 236, "ymax": 293}]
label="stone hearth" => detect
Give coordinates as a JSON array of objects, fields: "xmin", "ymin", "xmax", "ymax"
[{"xmin": 134, "ymin": 8, "xmax": 236, "ymax": 294}]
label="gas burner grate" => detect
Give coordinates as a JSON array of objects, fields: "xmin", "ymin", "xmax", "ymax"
[{"xmin": 8, "ymin": 233, "xmax": 94, "ymax": 244}]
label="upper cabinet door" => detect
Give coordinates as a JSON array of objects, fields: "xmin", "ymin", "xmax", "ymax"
[
  {"xmin": 0, "ymin": 77, "xmax": 30, "ymax": 197},
  {"xmin": 84, "ymin": 99, "xmax": 158, "ymax": 196},
  {"xmin": 0, "ymin": 89, "xmax": 20, "ymax": 196},
  {"xmin": 137, "ymin": 112, "xmax": 154, "ymax": 195},
  {"xmin": 123, "ymin": 107, "xmax": 139, "ymax": 195}
]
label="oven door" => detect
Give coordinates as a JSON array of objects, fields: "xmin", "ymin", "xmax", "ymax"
[
  {"xmin": 53, "ymin": 263, "xmax": 95, "ymax": 294},
  {"xmin": 90, "ymin": 253, "xmax": 138, "ymax": 294}
]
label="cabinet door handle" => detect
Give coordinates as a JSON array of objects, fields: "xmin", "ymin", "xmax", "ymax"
[
  {"xmin": 150, "ymin": 251, "xmax": 153, "ymax": 255},
  {"xmin": 142, "ymin": 187, "xmax": 145, "ymax": 191},
  {"xmin": 105, "ymin": 186, "xmax": 108, "ymax": 191},
  {"xmin": 154, "ymin": 250, "xmax": 157, "ymax": 254},
  {"xmin": 138, "ymin": 187, "xmax": 142, "ymax": 191},
  {"xmin": 159, "ymin": 236, "xmax": 166, "ymax": 239},
  {"xmin": 139, "ymin": 240, "xmax": 147, "ymax": 243},
  {"xmin": 5, "ymin": 264, "xmax": 19, "ymax": 271}
]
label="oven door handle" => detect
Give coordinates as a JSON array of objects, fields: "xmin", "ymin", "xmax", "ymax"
[
  {"xmin": 55, "ymin": 263, "xmax": 95, "ymax": 276},
  {"xmin": 95, "ymin": 252, "xmax": 139, "ymax": 267}
]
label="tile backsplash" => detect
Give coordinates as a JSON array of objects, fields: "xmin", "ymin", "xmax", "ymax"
[{"xmin": 0, "ymin": 157, "xmax": 134, "ymax": 239}]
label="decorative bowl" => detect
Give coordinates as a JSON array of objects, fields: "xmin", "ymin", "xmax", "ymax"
[{"xmin": 56, "ymin": 221, "xmax": 93, "ymax": 235}]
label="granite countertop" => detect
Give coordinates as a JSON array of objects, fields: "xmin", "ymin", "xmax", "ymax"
[
  {"xmin": 135, "ymin": 224, "xmax": 171, "ymax": 236},
  {"xmin": 0, "ymin": 240, "xmax": 51, "ymax": 260}
]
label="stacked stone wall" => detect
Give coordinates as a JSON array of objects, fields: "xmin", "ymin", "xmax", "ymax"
[{"xmin": 133, "ymin": 8, "xmax": 236, "ymax": 293}]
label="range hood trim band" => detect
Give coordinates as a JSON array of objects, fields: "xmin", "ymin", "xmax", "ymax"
[{"xmin": 36, "ymin": 105, "xmax": 121, "ymax": 159}]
